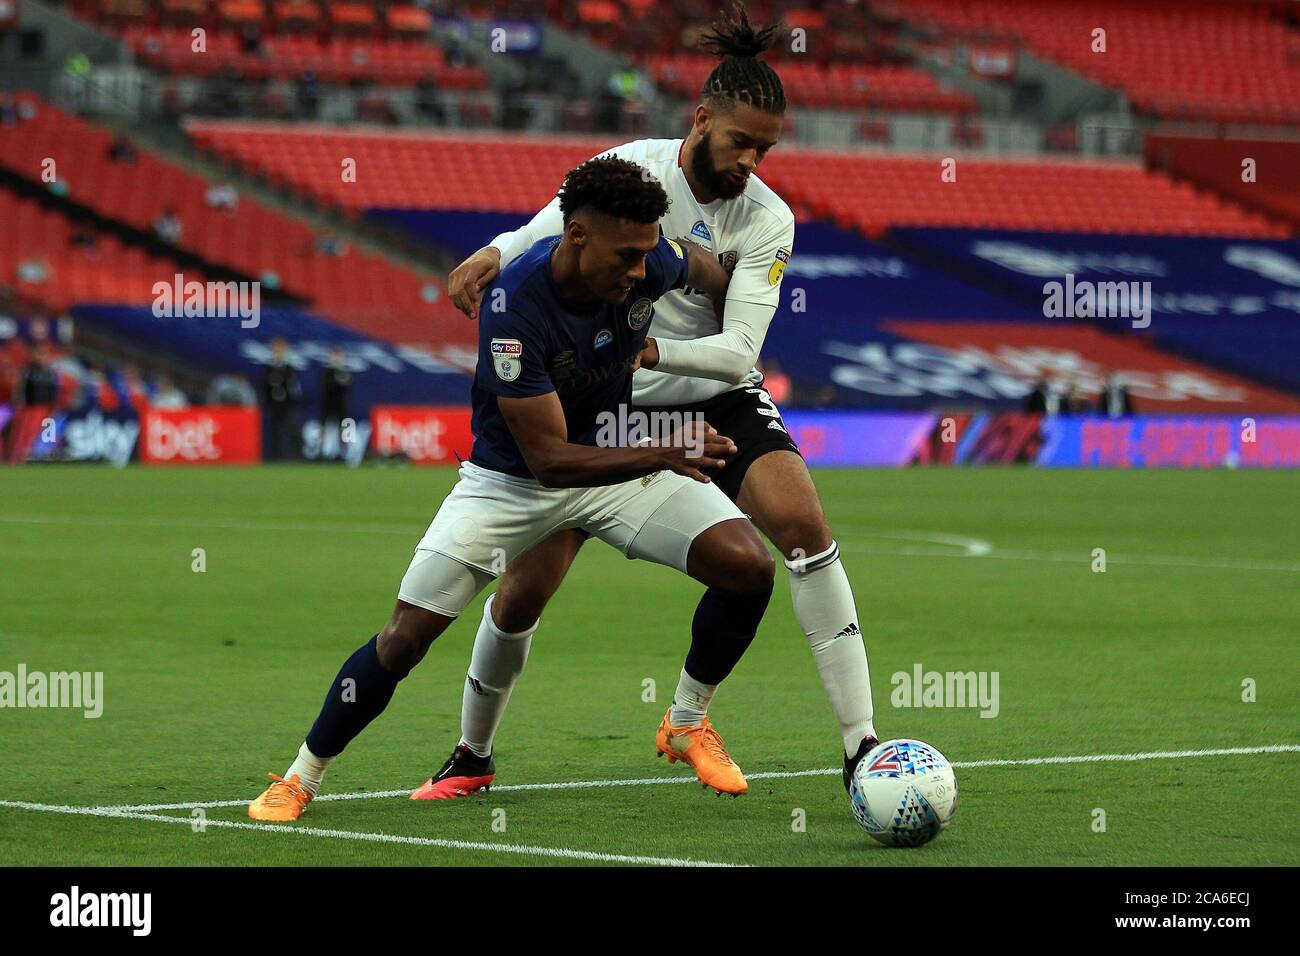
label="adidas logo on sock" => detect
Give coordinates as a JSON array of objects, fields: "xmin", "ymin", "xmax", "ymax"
[
  {"xmin": 833, "ymin": 622, "xmax": 861, "ymax": 640},
  {"xmin": 467, "ymin": 676, "xmax": 488, "ymax": 697}
]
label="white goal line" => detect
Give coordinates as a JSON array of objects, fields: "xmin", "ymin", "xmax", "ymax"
[
  {"xmin": 68, "ymin": 742, "xmax": 1300, "ymax": 814},
  {"xmin": 3, "ymin": 744, "xmax": 1295, "ymax": 869},
  {"xmin": 0, "ymin": 800, "xmax": 735, "ymax": 867}
]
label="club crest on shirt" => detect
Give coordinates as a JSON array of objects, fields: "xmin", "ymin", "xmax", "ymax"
[
  {"xmin": 720, "ymin": 250, "xmax": 739, "ymax": 273},
  {"xmin": 593, "ymin": 328, "xmax": 613, "ymax": 349},
  {"xmin": 628, "ymin": 297, "xmax": 653, "ymax": 331},
  {"xmin": 768, "ymin": 247, "xmax": 791, "ymax": 286},
  {"xmin": 690, "ymin": 221, "xmax": 712, "ymax": 243},
  {"xmin": 490, "ymin": 338, "xmax": 523, "ymax": 382}
]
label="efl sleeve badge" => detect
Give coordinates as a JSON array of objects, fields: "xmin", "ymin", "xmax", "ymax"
[{"xmin": 767, "ymin": 248, "xmax": 791, "ymax": 286}]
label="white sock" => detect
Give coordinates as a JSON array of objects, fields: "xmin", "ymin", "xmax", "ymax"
[
  {"xmin": 459, "ymin": 594, "xmax": 537, "ymax": 758},
  {"xmin": 786, "ymin": 541, "xmax": 876, "ymax": 755},
  {"xmin": 669, "ymin": 668, "xmax": 717, "ymax": 727},
  {"xmin": 285, "ymin": 741, "xmax": 333, "ymax": 796}
]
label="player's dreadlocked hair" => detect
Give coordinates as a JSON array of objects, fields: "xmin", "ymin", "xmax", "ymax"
[
  {"xmin": 698, "ymin": 2, "xmax": 787, "ymax": 114},
  {"xmin": 557, "ymin": 156, "xmax": 671, "ymax": 224}
]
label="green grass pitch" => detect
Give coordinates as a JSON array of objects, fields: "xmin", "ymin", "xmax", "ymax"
[{"xmin": 1, "ymin": 465, "xmax": 1296, "ymax": 866}]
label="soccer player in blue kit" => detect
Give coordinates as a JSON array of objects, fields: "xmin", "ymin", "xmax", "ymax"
[{"xmin": 249, "ymin": 157, "xmax": 773, "ymax": 821}]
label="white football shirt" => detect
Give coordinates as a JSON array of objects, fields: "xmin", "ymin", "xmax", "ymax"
[{"xmin": 490, "ymin": 138, "xmax": 795, "ymax": 406}]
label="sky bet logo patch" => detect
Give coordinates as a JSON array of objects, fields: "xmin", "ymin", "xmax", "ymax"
[{"xmin": 490, "ymin": 338, "xmax": 523, "ymax": 382}]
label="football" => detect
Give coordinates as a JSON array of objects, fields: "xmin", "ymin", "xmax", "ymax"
[{"xmin": 848, "ymin": 739, "xmax": 958, "ymax": 847}]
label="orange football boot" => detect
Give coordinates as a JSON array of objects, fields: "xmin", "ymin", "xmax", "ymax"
[
  {"xmin": 655, "ymin": 709, "xmax": 748, "ymax": 795},
  {"xmin": 248, "ymin": 772, "xmax": 313, "ymax": 821}
]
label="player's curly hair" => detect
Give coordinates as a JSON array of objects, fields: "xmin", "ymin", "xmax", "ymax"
[
  {"xmin": 698, "ymin": 2, "xmax": 787, "ymax": 114},
  {"xmin": 557, "ymin": 156, "xmax": 671, "ymax": 224}
]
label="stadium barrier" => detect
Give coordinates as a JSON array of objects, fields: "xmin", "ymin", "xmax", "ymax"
[
  {"xmin": 783, "ymin": 411, "xmax": 1300, "ymax": 468},
  {"xmin": 369, "ymin": 406, "xmax": 473, "ymax": 464},
  {"xmin": 4, "ymin": 405, "xmax": 1296, "ymax": 468},
  {"xmin": 5, "ymin": 405, "xmax": 261, "ymax": 465}
]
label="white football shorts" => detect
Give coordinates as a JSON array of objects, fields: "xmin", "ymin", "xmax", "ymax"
[{"xmin": 397, "ymin": 460, "xmax": 744, "ymax": 617}]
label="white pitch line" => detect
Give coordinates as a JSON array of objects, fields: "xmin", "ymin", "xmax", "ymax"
[
  {"xmin": 838, "ymin": 541, "xmax": 1300, "ymax": 573},
  {"xmin": 75, "ymin": 743, "xmax": 1300, "ymax": 814},
  {"xmin": 0, "ymin": 801, "xmax": 735, "ymax": 868}
]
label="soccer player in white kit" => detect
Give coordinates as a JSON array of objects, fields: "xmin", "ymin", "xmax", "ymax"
[{"xmin": 433, "ymin": 6, "xmax": 881, "ymax": 799}]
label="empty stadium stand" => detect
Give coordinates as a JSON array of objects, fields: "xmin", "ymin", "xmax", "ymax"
[
  {"xmin": 116, "ymin": 26, "xmax": 490, "ymax": 88},
  {"xmin": 62, "ymin": 1, "xmax": 490, "ymax": 88},
  {"xmin": 904, "ymin": 0, "xmax": 1300, "ymax": 126},
  {"xmin": 0, "ymin": 95, "xmax": 469, "ymax": 345},
  {"xmin": 184, "ymin": 122, "xmax": 1289, "ymax": 237}
]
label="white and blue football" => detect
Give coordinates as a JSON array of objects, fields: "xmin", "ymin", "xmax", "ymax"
[{"xmin": 848, "ymin": 738, "xmax": 958, "ymax": 847}]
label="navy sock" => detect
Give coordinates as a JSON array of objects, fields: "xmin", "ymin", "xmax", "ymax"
[
  {"xmin": 305, "ymin": 634, "xmax": 401, "ymax": 759},
  {"xmin": 683, "ymin": 584, "xmax": 773, "ymax": 685}
]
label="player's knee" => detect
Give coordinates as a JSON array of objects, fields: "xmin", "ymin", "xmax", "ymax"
[
  {"xmin": 491, "ymin": 582, "xmax": 544, "ymax": 634},
  {"xmin": 721, "ymin": 537, "xmax": 776, "ymax": 595},
  {"xmin": 771, "ymin": 512, "xmax": 833, "ymax": 561},
  {"xmin": 377, "ymin": 606, "xmax": 447, "ymax": 677}
]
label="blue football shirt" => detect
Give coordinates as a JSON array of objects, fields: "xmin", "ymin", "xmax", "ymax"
[{"xmin": 469, "ymin": 234, "xmax": 689, "ymax": 479}]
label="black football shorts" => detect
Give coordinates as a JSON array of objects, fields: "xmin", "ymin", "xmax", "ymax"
[{"xmin": 636, "ymin": 380, "xmax": 803, "ymax": 502}]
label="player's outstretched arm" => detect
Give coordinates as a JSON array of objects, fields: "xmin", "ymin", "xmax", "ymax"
[
  {"xmin": 449, "ymin": 197, "xmax": 566, "ymax": 319},
  {"xmin": 499, "ymin": 392, "xmax": 735, "ymax": 488},
  {"xmin": 640, "ymin": 299, "xmax": 775, "ymax": 385}
]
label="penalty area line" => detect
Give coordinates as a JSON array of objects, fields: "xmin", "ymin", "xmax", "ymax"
[
  {"xmin": 0, "ymin": 801, "xmax": 737, "ymax": 868},
  {"xmin": 73, "ymin": 743, "xmax": 1300, "ymax": 814}
]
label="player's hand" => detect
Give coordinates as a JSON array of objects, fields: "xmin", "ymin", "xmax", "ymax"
[
  {"xmin": 448, "ymin": 246, "xmax": 501, "ymax": 320},
  {"xmin": 659, "ymin": 422, "xmax": 735, "ymax": 483},
  {"xmin": 630, "ymin": 338, "xmax": 660, "ymax": 373}
]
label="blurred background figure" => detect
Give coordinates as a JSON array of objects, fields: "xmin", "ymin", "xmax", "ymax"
[
  {"xmin": 261, "ymin": 338, "xmax": 301, "ymax": 461},
  {"xmin": 152, "ymin": 205, "xmax": 183, "ymax": 245},
  {"xmin": 1098, "ymin": 374, "xmax": 1134, "ymax": 418},
  {"xmin": 206, "ymin": 375, "xmax": 258, "ymax": 408},
  {"xmin": 151, "ymin": 373, "xmax": 190, "ymax": 410},
  {"xmin": 21, "ymin": 342, "xmax": 59, "ymax": 407},
  {"xmin": 205, "ymin": 182, "xmax": 240, "ymax": 213},
  {"xmin": 320, "ymin": 345, "xmax": 353, "ymax": 458},
  {"xmin": 1062, "ymin": 384, "xmax": 1090, "ymax": 416},
  {"xmin": 106, "ymin": 134, "xmax": 136, "ymax": 164},
  {"xmin": 1025, "ymin": 378, "xmax": 1050, "ymax": 414}
]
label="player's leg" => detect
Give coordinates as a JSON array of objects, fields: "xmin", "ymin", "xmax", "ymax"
[
  {"xmin": 586, "ymin": 474, "xmax": 775, "ymax": 794},
  {"xmin": 250, "ymin": 462, "xmax": 554, "ymax": 818},
  {"xmin": 736, "ymin": 449, "xmax": 878, "ymax": 786},
  {"xmin": 419, "ymin": 529, "xmax": 588, "ymax": 799},
  {"xmin": 250, "ymin": 557, "xmax": 490, "ymax": 821}
]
